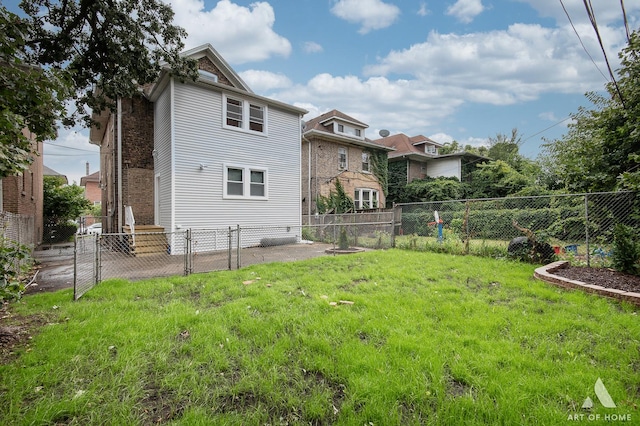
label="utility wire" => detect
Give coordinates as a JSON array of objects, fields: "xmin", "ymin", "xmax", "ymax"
[
  {"xmin": 44, "ymin": 141, "xmax": 99, "ymax": 153},
  {"xmin": 559, "ymin": 0, "xmax": 609, "ymax": 82},
  {"xmin": 582, "ymin": 0, "xmax": 627, "ymax": 108},
  {"xmin": 620, "ymin": 0, "xmax": 631, "ymax": 44}
]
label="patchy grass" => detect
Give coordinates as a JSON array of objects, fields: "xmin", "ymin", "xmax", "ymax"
[{"xmin": 0, "ymin": 250, "xmax": 638, "ymax": 425}]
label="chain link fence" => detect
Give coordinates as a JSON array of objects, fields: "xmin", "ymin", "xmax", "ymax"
[
  {"xmin": 1, "ymin": 211, "xmax": 35, "ymax": 279},
  {"xmin": 394, "ymin": 191, "xmax": 639, "ymax": 265},
  {"xmin": 74, "ymin": 218, "xmax": 396, "ymax": 299},
  {"xmin": 302, "ymin": 212, "xmax": 395, "ymax": 250}
]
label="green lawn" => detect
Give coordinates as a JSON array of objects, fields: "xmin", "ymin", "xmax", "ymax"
[{"xmin": 1, "ymin": 250, "xmax": 638, "ymax": 425}]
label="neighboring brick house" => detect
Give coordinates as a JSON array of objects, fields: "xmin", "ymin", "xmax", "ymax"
[
  {"xmin": 1, "ymin": 129, "xmax": 44, "ymax": 246},
  {"xmin": 91, "ymin": 44, "xmax": 306, "ymax": 241},
  {"xmin": 375, "ymin": 133, "xmax": 488, "ymax": 186},
  {"xmin": 302, "ymin": 110, "xmax": 393, "ymax": 215},
  {"xmin": 80, "ymin": 170, "xmax": 101, "ymax": 206}
]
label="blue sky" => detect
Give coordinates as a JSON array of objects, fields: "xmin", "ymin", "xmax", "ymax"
[{"xmin": 24, "ymin": 0, "xmax": 640, "ymax": 184}]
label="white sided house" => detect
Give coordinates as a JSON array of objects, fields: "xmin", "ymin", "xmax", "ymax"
[{"xmin": 91, "ymin": 44, "xmax": 307, "ymax": 254}]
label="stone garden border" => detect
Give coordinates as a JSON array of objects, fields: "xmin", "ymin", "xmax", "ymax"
[{"xmin": 534, "ymin": 261, "xmax": 640, "ymax": 306}]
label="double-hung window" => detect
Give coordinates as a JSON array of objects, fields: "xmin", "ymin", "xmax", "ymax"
[
  {"xmin": 224, "ymin": 165, "xmax": 268, "ymax": 199},
  {"xmin": 354, "ymin": 188, "xmax": 378, "ymax": 209},
  {"xmin": 224, "ymin": 95, "xmax": 267, "ymax": 134},
  {"xmin": 338, "ymin": 147, "xmax": 347, "ymax": 170},
  {"xmin": 362, "ymin": 152, "xmax": 370, "ymax": 172}
]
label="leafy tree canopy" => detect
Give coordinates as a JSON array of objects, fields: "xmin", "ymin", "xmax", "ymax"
[
  {"xmin": 541, "ymin": 29, "xmax": 640, "ymax": 192},
  {"xmin": 1, "ymin": 0, "xmax": 198, "ymax": 178},
  {"xmin": 469, "ymin": 160, "xmax": 533, "ymax": 199},
  {"xmin": 401, "ymin": 177, "xmax": 468, "ymax": 203},
  {"xmin": 43, "ymin": 176, "xmax": 91, "ymax": 221}
]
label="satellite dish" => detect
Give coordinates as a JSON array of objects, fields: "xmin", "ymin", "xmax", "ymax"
[
  {"xmin": 301, "ymin": 120, "xmax": 306, "ymax": 132},
  {"xmin": 379, "ymin": 129, "xmax": 390, "ymax": 137}
]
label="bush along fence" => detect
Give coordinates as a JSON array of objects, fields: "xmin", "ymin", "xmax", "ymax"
[
  {"xmin": 74, "ymin": 218, "xmax": 396, "ymax": 299},
  {"xmin": 394, "ymin": 191, "xmax": 639, "ymax": 266}
]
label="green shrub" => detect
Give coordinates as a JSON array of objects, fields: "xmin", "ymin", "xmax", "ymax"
[
  {"xmin": 611, "ymin": 224, "xmax": 640, "ymax": 275},
  {"xmin": 0, "ymin": 237, "xmax": 32, "ymax": 301}
]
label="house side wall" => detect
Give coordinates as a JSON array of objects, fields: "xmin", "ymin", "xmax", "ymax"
[
  {"xmin": 120, "ymin": 96, "xmax": 155, "ymax": 225},
  {"xmin": 83, "ymin": 181, "xmax": 101, "ymax": 204},
  {"xmin": 99, "ymin": 115, "xmax": 116, "ymax": 231},
  {"xmin": 407, "ymin": 159, "xmax": 427, "ymax": 181},
  {"xmin": 170, "ymin": 81, "xmax": 301, "ymax": 229},
  {"xmin": 1, "ymin": 135, "xmax": 43, "ymax": 245},
  {"xmin": 303, "ymin": 136, "xmax": 385, "ymax": 213},
  {"xmin": 427, "ymin": 158, "xmax": 461, "ymax": 180},
  {"xmin": 154, "ymin": 83, "xmax": 174, "ymax": 231}
]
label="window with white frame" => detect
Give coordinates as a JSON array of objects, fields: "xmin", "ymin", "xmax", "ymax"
[
  {"xmin": 355, "ymin": 129, "xmax": 361, "ymax": 137},
  {"xmin": 425, "ymin": 145, "xmax": 437, "ymax": 154},
  {"xmin": 224, "ymin": 165, "xmax": 268, "ymax": 199},
  {"xmin": 226, "ymin": 97, "xmax": 243, "ymax": 128},
  {"xmin": 361, "ymin": 152, "xmax": 370, "ymax": 172},
  {"xmin": 338, "ymin": 147, "xmax": 347, "ymax": 170},
  {"xmin": 354, "ymin": 188, "xmax": 378, "ymax": 209},
  {"xmin": 224, "ymin": 95, "xmax": 267, "ymax": 134}
]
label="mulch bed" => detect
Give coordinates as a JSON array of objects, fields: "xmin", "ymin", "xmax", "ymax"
[{"xmin": 553, "ymin": 266, "xmax": 640, "ymax": 294}]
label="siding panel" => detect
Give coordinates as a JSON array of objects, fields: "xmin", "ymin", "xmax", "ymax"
[{"xmin": 170, "ymin": 81, "xmax": 301, "ymax": 232}]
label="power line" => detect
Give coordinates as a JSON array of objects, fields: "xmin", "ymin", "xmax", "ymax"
[
  {"xmin": 620, "ymin": 0, "xmax": 631, "ymax": 44},
  {"xmin": 44, "ymin": 141, "xmax": 98, "ymax": 153},
  {"xmin": 582, "ymin": 0, "xmax": 626, "ymax": 108},
  {"xmin": 559, "ymin": 0, "xmax": 609, "ymax": 82},
  {"xmin": 521, "ymin": 116, "xmax": 572, "ymax": 144}
]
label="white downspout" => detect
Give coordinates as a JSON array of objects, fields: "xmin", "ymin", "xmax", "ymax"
[
  {"xmin": 302, "ymin": 133, "xmax": 311, "ymax": 217},
  {"xmin": 117, "ymin": 99, "xmax": 123, "ymax": 232}
]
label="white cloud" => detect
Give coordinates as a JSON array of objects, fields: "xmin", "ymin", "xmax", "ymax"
[
  {"xmin": 515, "ymin": 0, "xmax": 640, "ymax": 28},
  {"xmin": 162, "ymin": 0, "xmax": 291, "ymax": 64},
  {"xmin": 362, "ymin": 23, "xmax": 618, "ymax": 105},
  {"xmin": 238, "ymin": 70, "xmax": 292, "ymax": 92},
  {"xmin": 276, "ymin": 73, "xmax": 464, "ymax": 135},
  {"xmin": 428, "ymin": 132, "xmax": 454, "ymax": 144},
  {"xmin": 330, "ymin": 0, "xmax": 401, "ymax": 34},
  {"xmin": 417, "ymin": 2, "xmax": 430, "ymax": 17},
  {"xmin": 446, "ymin": 0, "xmax": 485, "ymax": 24},
  {"xmin": 538, "ymin": 111, "xmax": 558, "ymax": 122},
  {"xmin": 43, "ymin": 127, "xmax": 98, "ymax": 186},
  {"xmin": 302, "ymin": 41, "xmax": 323, "ymax": 54}
]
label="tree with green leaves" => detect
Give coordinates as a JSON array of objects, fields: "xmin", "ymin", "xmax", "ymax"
[
  {"xmin": 43, "ymin": 176, "xmax": 91, "ymax": 222},
  {"xmin": 541, "ymin": 29, "xmax": 640, "ymax": 193},
  {"xmin": 469, "ymin": 160, "xmax": 533, "ymax": 199},
  {"xmin": 1, "ymin": 1, "xmax": 198, "ymax": 178},
  {"xmin": 402, "ymin": 177, "xmax": 468, "ymax": 203}
]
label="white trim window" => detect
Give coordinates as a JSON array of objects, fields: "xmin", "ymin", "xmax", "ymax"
[
  {"xmin": 361, "ymin": 152, "xmax": 370, "ymax": 172},
  {"xmin": 223, "ymin": 94, "xmax": 267, "ymax": 135},
  {"xmin": 354, "ymin": 188, "xmax": 378, "ymax": 209},
  {"xmin": 223, "ymin": 164, "xmax": 268, "ymax": 199},
  {"xmin": 338, "ymin": 147, "xmax": 347, "ymax": 170},
  {"xmin": 425, "ymin": 145, "xmax": 437, "ymax": 155}
]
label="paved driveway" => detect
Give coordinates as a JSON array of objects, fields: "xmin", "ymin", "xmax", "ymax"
[{"xmin": 26, "ymin": 241, "xmax": 337, "ymax": 295}]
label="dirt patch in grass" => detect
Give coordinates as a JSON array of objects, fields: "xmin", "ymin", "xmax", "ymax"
[{"xmin": 0, "ymin": 302, "xmax": 50, "ymax": 364}]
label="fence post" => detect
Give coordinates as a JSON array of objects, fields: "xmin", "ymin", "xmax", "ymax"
[
  {"xmin": 184, "ymin": 229, "xmax": 191, "ymax": 276},
  {"xmin": 391, "ymin": 207, "xmax": 396, "ymax": 248},
  {"xmin": 584, "ymin": 194, "xmax": 591, "ymax": 267},
  {"xmin": 228, "ymin": 226, "xmax": 232, "ymax": 270},
  {"xmin": 94, "ymin": 234, "xmax": 101, "ymax": 285},
  {"xmin": 236, "ymin": 224, "xmax": 241, "ymax": 269},
  {"xmin": 73, "ymin": 235, "xmax": 78, "ymax": 300}
]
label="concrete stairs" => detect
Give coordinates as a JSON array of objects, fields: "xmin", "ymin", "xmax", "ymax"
[{"xmin": 123, "ymin": 225, "xmax": 168, "ymax": 256}]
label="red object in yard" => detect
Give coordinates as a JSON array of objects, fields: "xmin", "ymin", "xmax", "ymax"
[{"xmin": 553, "ymin": 246, "xmax": 563, "ymax": 254}]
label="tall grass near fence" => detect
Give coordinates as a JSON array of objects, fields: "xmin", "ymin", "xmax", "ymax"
[{"xmin": 2, "ymin": 250, "xmax": 638, "ymax": 425}]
